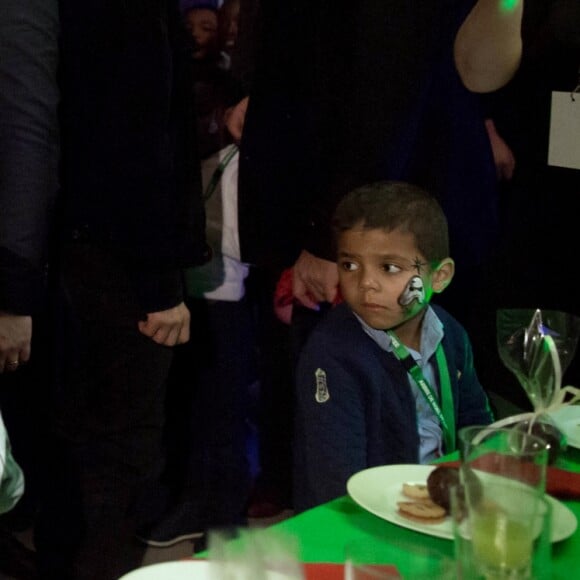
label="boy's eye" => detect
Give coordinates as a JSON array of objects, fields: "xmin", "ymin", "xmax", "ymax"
[
  {"xmin": 383, "ymin": 263, "xmax": 403, "ymax": 274},
  {"xmin": 340, "ymin": 261, "xmax": 358, "ymax": 272}
]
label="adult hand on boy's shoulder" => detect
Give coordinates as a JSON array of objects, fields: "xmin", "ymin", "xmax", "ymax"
[{"xmin": 292, "ymin": 250, "xmax": 339, "ymax": 310}]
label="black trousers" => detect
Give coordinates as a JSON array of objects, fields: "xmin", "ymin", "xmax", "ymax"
[
  {"xmin": 137, "ymin": 296, "xmax": 255, "ymax": 531},
  {"xmin": 35, "ymin": 243, "xmax": 173, "ymax": 580},
  {"xmin": 246, "ymin": 268, "xmax": 297, "ymax": 505}
]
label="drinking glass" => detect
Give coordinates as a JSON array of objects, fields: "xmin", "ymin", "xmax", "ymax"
[
  {"xmin": 458, "ymin": 425, "xmax": 549, "ymax": 495},
  {"xmin": 344, "ymin": 539, "xmax": 454, "ymax": 579},
  {"xmin": 452, "ymin": 482, "xmax": 552, "ymax": 579},
  {"xmin": 207, "ymin": 527, "xmax": 304, "ymax": 579}
]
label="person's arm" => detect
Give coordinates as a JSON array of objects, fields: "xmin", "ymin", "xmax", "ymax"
[
  {"xmin": 294, "ymin": 347, "xmax": 368, "ymax": 512},
  {"xmin": 0, "ymin": 315, "xmax": 33, "ymax": 374},
  {"xmin": 485, "ymin": 118, "xmax": 516, "ymax": 180},
  {"xmin": 0, "ymin": 0, "xmax": 60, "ymax": 371},
  {"xmin": 224, "ymin": 96, "xmax": 249, "ymax": 143},
  {"xmin": 129, "ymin": 264, "xmax": 191, "ymax": 347},
  {"xmin": 454, "ymin": 0, "xmax": 524, "ymax": 92},
  {"xmin": 454, "ymin": 334, "xmax": 495, "ymax": 429},
  {"xmin": 0, "ymin": 410, "xmax": 25, "ymax": 514}
]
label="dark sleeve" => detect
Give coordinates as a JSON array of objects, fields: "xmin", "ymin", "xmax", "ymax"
[
  {"xmin": 129, "ymin": 0, "xmax": 208, "ymax": 313},
  {"xmin": 453, "ymin": 330, "xmax": 495, "ymax": 430},
  {"xmin": 129, "ymin": 266, "xmax": 184, "ymax": 316},
  {"xmin": 293, "ymin": 339, "xmax": 369, "ymax": 513},
  {"xmin": 0, "ymin": 0, "xmax": 60, "ymax": 314}
]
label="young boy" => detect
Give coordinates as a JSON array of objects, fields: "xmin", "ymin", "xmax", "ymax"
[{"xmin": 293, "ymin": 181, "xmax": 493, "ymax": 512}]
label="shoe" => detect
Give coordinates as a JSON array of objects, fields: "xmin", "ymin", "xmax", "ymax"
[{"xmin": 136, "ymin": 502, "xmax": 205, "ymax": 548}]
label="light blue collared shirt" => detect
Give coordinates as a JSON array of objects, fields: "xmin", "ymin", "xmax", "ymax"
[{"xmin": 355, "ymin": 307, "xmax": 444, "ymax": 463}]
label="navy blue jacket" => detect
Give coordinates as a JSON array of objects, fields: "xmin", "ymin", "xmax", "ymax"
[{"xmin": 293, "ymin": 302, "xmax": 493, "ymax": 512}]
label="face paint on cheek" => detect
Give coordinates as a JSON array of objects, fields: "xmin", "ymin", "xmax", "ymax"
[{"xmin": 398, "ymin": 275, "xmax": 426, "ymax": 308}]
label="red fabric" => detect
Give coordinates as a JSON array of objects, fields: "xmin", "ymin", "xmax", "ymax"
[
  {"xmin": 439, "ymin": 457, "xmax": 580, "ymax": 499},
  {"xmin": 190, "ymin": 561, "xmax": 400, "ymax": 578},
  {"xmin": 303, "ymin": 562, "xmax": 400, "ymax": 579},
  {"xmin": 274, "ymin": 268, "xmax": 296, "ymax": 308}
]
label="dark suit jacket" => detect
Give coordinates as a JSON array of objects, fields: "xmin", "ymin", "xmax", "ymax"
[
  {"xmin": 0, "ymin": 0, "xmax": 60, "ymax": 315},
  {"xmin": 58, "ymin": 0, "xmax": 207, "ymax": 311}
]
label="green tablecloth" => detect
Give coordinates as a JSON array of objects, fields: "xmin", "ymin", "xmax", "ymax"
[{"xmin": 270, "ymin": 447, "xmax": 580, "ymax": 579}]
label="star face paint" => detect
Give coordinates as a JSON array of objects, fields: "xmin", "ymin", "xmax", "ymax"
[
  {"xmin": 413, "ymin": 257, "xmax": 427, "ymax": 275},
  {"xmin": 398, "ymin": 275, "xmax": 425, "ymax": 307}
]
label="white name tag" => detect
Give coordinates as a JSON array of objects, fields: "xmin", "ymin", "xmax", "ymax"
[{"xmin": 548, "ymin": 91, "xmax": 580, "ymax": 170}]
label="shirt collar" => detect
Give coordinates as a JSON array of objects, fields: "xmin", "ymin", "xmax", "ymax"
[{"xmin": 355, "ymin": 306, "xmax": 444, "ymax": 362}]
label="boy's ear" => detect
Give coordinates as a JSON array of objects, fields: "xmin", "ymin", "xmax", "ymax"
[{"xmin": 431, "ymin": 258, "xmax": 454, "ymax": 294}]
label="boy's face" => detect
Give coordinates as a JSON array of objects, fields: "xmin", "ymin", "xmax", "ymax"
[
  {"xmin": 337, "ymin": 226, "xmax": 453, "ymax": 331},
  {"xmin": 185, "ymin": 8, "xmax": 218, "ymax": 59}
]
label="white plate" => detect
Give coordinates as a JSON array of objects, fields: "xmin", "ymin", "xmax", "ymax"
[
  {"xmin": 346, "ymin": 464, "xmax": 577, "ymax": 543},
  {"xmin": 118, "ymin": 560, "xmax": 298, "ymax": 580},
  {"xmin": 549, "ymin": 405, "xmax": 580, "ymax": 449},
  {"xmin": 119, "ymin": 561, "xmax": 209, "ymax": 580}
]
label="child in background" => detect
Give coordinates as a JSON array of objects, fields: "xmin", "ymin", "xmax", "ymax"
[
  {"xmin": 183, "ymin": 0, "xmax": 243, "ymax": 159},
  {"xmin": 183, "ymin": 1, "xmax": 220, "ymax": 61},
  {"xmin": 293, "ymin": 181, "xmax": 493, "ymax": 512},
  {"xmin": 218, "ymin": 0, "xmax": 240, "ymax": 70}
]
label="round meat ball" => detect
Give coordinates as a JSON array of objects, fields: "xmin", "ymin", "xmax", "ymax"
[
  {"xmin": 426, "ymin": 465, "xmax": 482, "ymax": 516},
  {"xmin": 426, "ymin": 466, "xmax": 461, "ymax": 512}
]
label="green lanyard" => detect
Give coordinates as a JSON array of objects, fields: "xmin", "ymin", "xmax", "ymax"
[
  {"xmin": 203, "ymin": 144, "xmax": 239, "ymax": 201},
  {"xmin": 386, "ymin": 330, "xmax": 456, "ymax": 453}
]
